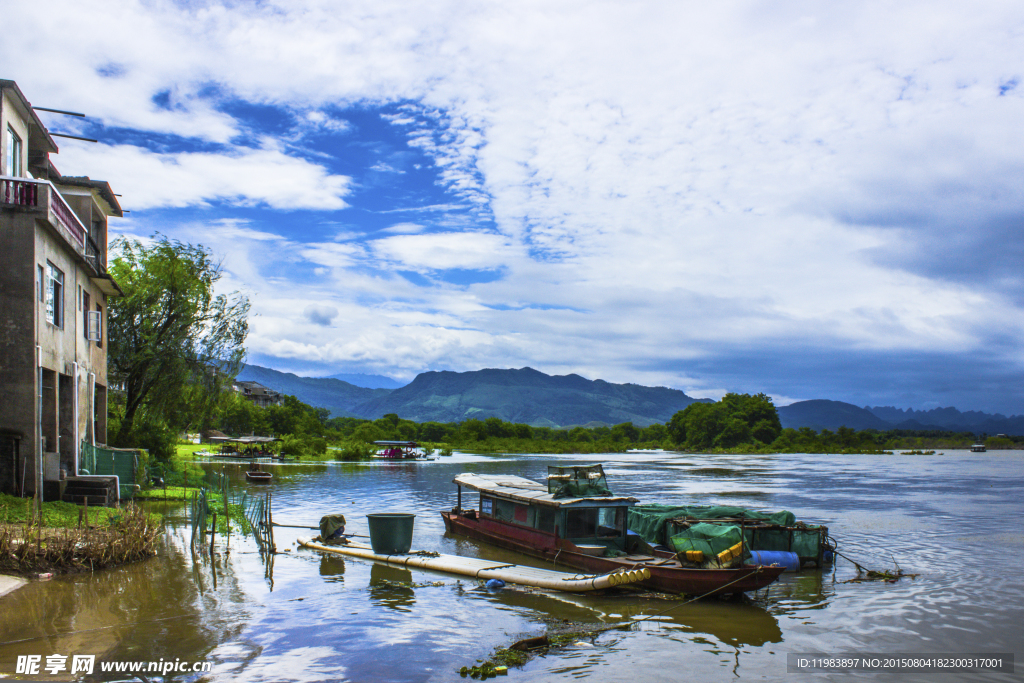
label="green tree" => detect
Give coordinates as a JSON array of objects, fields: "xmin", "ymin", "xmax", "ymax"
[{"xmin": 107, "ymin": 236, "xmax": 249, "ymax": 451}]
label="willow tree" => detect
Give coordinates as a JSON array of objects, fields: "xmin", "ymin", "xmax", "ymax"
[{"xmin": 107, "ymin": 236, "xmax": 249, "ymax": 450}]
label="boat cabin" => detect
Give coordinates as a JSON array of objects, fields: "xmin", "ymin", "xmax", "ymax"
[
  {"xmin": 374, "ymin": 441, "xmax": 421, "ymax": 458},
  {"xmin": 453, "ymin": 465, "xmax": 638, "ymax": 553}
]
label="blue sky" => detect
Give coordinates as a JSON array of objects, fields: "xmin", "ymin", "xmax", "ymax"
[{"xmin": 6, "ymin": 0, "xmax": 1024, "ymax": 414}]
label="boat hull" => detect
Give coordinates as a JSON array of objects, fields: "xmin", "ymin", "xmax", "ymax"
[{"xmin": 442, "ymin": 511, "xmax": 784, "ymax": 596}]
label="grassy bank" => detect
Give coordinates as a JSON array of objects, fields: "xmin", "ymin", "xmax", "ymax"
[{"xmin": 0, "ymin": 503, "xmax": 162, "ymax": 576}]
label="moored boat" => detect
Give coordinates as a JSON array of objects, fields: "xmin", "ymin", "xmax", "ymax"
[
  {"xmin": 246, "ymin": 461, "xmax": 273, "ymax": 483},
  {"xmin": 441, "ymin": 465, "xmax": 785, "ymax": 596},
  {"xmin": 372, "ymin": 441, "xmax": 436, "ymax": 460}
]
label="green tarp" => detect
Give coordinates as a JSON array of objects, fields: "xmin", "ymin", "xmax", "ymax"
[
  {"xmin": 669, "ymin": 522, "xmax": 743, "ymax": 558},
  {"xmin": 628, "ymin": 504, "xmax": 797, "ymax": 546},
  {"xmin": 547, "ymin": 464, "xmax": 613, "ymax": 499},
  {"xmin": 319, "ymin": 514, "xmax": 347, "ymax": 542}
]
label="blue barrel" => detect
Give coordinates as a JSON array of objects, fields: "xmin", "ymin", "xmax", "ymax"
[
  {"xmin": 366, "ymin": 513, "xmax": 416, "ymax": 554},
  {"xmin": 746, "ymin": 550, "xmax": 801, "ymax": 571}
]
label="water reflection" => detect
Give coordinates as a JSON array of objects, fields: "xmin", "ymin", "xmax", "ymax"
[{"xmin": 368, "ymin": 564, "xmax": 416, "ymax": 612}]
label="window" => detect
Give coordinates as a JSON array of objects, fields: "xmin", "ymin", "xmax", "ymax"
[
  {"xmin": 95, "ymin": 304, "xmax": 103, "ymax": 347},
  {"xmin": 83, "ymin": 292, "xmax": 91, "ymax": 336},
  {"xmin": 37, "ymin": 265, "xmax": 45, "ymax": 302},
  {"xmin": 45, "ymin": 262, "xmax": 64, "ymax": 327},
  {"xmin": 6, "ymin": 126, "xmax": 23, "ymax": 177}
]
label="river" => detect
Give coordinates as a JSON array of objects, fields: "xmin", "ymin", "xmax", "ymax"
[{"xmin": 1, "ymin": 450, "xmax": 1021, "ymax": 682}]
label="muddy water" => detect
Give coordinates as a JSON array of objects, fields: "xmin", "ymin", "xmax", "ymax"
[{"xmin": 1, "ymin": 451, "xmax": 1021, "ymax": 682}]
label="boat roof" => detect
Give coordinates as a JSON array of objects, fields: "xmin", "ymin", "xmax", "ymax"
[
  {"xmin": 208, "ymin": 436, "xmax": 280, "ymax": 443},
  {"xmin": 453, "ymin": 472, "xmax": 637, "ymax": 509},
  {"xmin": 374, "ymin": 441, "xmax": 419, "ymax": 446}
]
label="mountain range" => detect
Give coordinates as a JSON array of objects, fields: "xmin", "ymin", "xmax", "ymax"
[
  {"xmin": 237, "ymin": 364, "xmax": 1024, "ymax": 434},
  {"xmin": 777, "ymin": 399, "xmax": 1024, "ymax": 435},
  {"xmin": 236, "ymin": 364, "xmax": 701, "ymax": 427}
]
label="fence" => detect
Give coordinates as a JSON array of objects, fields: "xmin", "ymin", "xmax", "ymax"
[{"xmin": 80, "ymin": 443, "xmax": 138, "ymax": 500}]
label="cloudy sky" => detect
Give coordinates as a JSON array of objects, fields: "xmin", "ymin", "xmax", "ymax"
[{"xmin": 6, "ymin": 0, "xmax": 1024, "ymax": 414}]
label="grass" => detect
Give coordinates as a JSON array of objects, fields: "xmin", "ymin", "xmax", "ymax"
[{"xmin": 0, "ymin": 493, "xmax": 162, "ymax": 528}]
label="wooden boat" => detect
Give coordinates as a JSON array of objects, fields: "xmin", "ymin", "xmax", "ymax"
[
  {"xmin": 970, "ymin": 443, "xmax": 987, "ymax": 452},
  {"xmin": 441, "ymin": 466, "xmax": 785, "ymax": 596},
  {"xmin": 245, "ymin": 462, "xmax": 273, "ymax": 483}
]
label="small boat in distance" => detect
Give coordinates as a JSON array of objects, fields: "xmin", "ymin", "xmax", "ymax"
[
  {"xmin": 373, "ymin": 441, "xmax": 435, "ymax": 460},
  {"xmin": 441, "ymin": 465, "xmax": 785, "ymax": 596},
  {"xmin": 970, "ymin": 443, "xmax": 987, "ymax": 452},
  {"xmin": 246, "ymin": 461, "xmax": 273, "ymax": 483}
]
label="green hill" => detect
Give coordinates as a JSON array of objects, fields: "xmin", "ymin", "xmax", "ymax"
[
  {"xmin": 236, "ymin": 364, "xmax": 391, "ymax": 417},
  {"xmin": 351, "ymin": 367, "xmax": 701, "ymax": 427}
]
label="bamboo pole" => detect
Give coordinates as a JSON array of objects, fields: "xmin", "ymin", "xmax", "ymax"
[{"xmin": 298, "ymin": 539, "xmax": 648, "ymax": 592}]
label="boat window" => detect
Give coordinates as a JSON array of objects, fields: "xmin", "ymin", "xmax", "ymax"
[
  {"xmin": 535, "ymin": 506, "xmax": 557, "ymax": 533},
  {"xmin": 481, "ymin": 497, "xmax": 493, "ymax": 516},
  {"xmin": 597, "ymin": 507, "xmax": 626, "ymax": 537},
  {"xmin": 564, "ymin": 508, "xmax": 599, "ymax": 538}
]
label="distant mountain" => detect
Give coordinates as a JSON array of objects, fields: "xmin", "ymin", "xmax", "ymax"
[
  {"xmin": 321, "ymin": 373, "xmax": 406, "ymax": 390},
  {"xmin": 778, "ymin": 400, "xmax": 892, "ymax": 431},
  {"xmin": 236, "ymin": 364, "xmax": 391, "ymax": 417},
  {"xmin": 351, "ymin": 366, "xmax": 702, "ymax": 427},
  {"xmin": 777, "ymin": 400, "xmax": 1024, "ymax": 435}
]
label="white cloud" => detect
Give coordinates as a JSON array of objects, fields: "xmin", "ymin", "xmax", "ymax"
[
  {"xmin": 54, "ymin": 142, "xmax": 352, "ymax": 210},
  {"xmin": 380, "ymin": 222, "xmax": 424, "ymax": 234},
  {"xmin": 370, "ymin": 232, "xmax": 516, "ymax": 271}
]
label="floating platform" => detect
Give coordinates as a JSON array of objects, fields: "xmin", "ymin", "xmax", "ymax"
[{"xmin": 297, "ymin": 538, "xmax": 649, "ymax": 592}]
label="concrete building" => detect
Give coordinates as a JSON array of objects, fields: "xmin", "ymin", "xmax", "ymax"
[
  {"xmin": 232, "ymin": 381, "xmax": 285, "ymax": 408},
  {"xmin": 0, "ymin": 79, "xmax": 122, "ymax": 502}
]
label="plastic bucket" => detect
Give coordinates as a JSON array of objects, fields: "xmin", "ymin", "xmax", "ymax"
[
  {"xmin": 366, "ymin": 513, "xmax": 416, "ymax": 554},
  {"xmin": 746, "ymin": 550, "xmax": 801, "ymax": 571}
]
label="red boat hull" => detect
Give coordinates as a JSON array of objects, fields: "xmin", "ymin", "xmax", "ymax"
[{"xmin": 442, "ymin": 511, "xmax": 783, "ymax": 596}]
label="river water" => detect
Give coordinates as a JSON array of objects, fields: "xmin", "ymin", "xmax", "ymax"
[{"xmin": 1, "ymin": 450, "xmax": 1021, "ymax": 682}]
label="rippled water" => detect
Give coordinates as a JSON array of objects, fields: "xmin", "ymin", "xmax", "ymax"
[{"xmin": 1, "ymin": 450, "xmax": 1021, "ymax": 682}]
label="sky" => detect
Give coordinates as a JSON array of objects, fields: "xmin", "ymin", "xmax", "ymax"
[{"xmin": 5, "ymin": 0, "xmax": 1024, "ymax": 415}]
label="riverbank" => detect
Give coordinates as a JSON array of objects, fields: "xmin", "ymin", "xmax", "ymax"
[{"xmin": 0, "ymin": 496, "xmax": 163, "ymax": 577}]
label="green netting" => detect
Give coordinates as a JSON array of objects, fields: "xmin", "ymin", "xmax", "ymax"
[
  {"xmin": 669, "ymin": 522, "xmax": 743, "ymax": 557},
  {"xmin": 628, "ymin": 504, "xmax": 797, "ymax": 546},
  {"xmin": 80, "ymin": 443, "xmax": 138, "ymax": 500},
  {"xmin": 547, "ymin": 464, "xmax": 613, "ymax": 498}
]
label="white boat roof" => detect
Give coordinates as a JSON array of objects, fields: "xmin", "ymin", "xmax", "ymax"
[{"xmin": 453, "ymin": 472, "xmax": 638, "ymax": 508}]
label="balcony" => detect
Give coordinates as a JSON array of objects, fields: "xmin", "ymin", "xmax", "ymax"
[{"xmin": 1, "ymin": 175, "xmax": 87, "ymax": 248}]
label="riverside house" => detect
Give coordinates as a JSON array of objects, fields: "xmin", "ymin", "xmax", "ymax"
[{"xmin": 0, "ymin": 79, "xmax": 123, "ymax": 504}]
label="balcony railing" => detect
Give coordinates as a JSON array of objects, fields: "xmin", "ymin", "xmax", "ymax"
[
  {"xmin": 86, "ymin": 235, "xmax": 107, "ymax": 277},
  {"xmin": 0, "ymin": 176, "xmax": 39, "ymax": 207},
  {"xmin": 1, "ymin": 175, "xmax": 86, "ymax": 247}
]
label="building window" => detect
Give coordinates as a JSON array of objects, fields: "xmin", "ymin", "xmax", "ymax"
[
  {"xmin": 45, "ymin": 262, "xmax": 64, "ymax": 327},
  {"xmin": 38, "ymin": 265, "xmax": 45, "ymax": 302},
  {"xmin": 83, "ymin": 291, "xmax": 91, "ymax": 336},
  {"xmin": 95, "ymin": 304, "xmax": 103, "ymax": 347},
  {"xmin": 6, "ymin": 126, "xmax": 23, "ymax": 177}
]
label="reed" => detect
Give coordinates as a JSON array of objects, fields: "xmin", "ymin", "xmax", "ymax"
[{"xmin": 0, "ymin": 503, "xmax": 162, "ymax": 575}]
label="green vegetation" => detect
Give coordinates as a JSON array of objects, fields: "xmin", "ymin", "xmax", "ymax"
[
  {"xmin": 667, "ymin": 393, "xmax": 781, "ymax": 450},
  {"xmin": 107, "ymin": 235, "xmax": 250, "ymax": 460},
  {"xmin": 0, "ymin": 493, "xmax": 161, "ymax": 527}
]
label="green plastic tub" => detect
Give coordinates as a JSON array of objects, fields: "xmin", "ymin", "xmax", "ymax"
[{"xmin": 366, "ymin": 513, "xmax": 416, "ymax": 554}]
